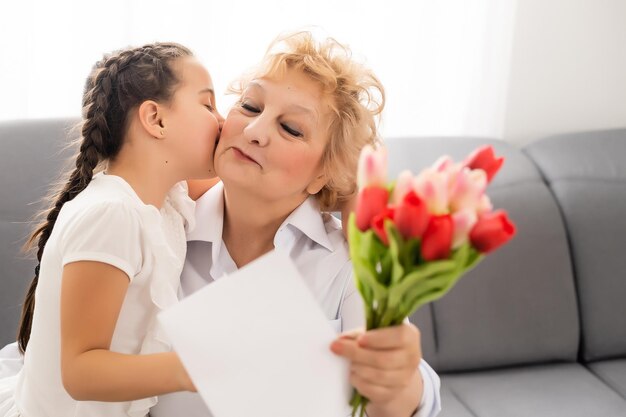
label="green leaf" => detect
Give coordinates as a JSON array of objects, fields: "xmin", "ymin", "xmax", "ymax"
[
  {"xmin": 400, "ymin": 243, "xmax": 483, "ymax": 316},
  {"xmin": 352, "ymin": 256, "xmax": 388, "ymax": 302},
  {"xmin": 348, "ymin": 214, "xmax": 362, "ymax": 261},
  {"xmin": 385, "ymin": 221, "xmax": 405, "ymax": 287},
  {"xmin": 402, "ymin": 238, "xmax": 421, "ymax": 270}
]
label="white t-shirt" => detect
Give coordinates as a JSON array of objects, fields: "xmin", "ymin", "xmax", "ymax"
[
  {"xmin": 152, "ymin": 182, "xmax": 441, "ymax": 417},
  {"xmin": 8, "ymin": 173, "xmax": 195, "ymax": 417}
]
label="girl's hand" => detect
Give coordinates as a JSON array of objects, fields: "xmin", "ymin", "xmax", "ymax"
[{"xmin": 330, "ymin": 323, "xmax": 424, "ymax": 416}]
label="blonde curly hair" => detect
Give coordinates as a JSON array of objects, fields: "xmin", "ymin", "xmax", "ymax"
[{"xmin": 230, "ymin": 31, "xmax": 385, "ymax": 211}]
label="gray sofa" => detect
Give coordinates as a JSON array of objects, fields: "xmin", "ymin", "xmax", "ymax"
[{"xmin": 1, "ymin": 119, "xmax": 625, "ymax": 416}]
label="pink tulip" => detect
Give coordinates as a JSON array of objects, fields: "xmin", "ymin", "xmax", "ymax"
[
  {"xmin": 413, "ymin": 168, "xmax": 449, "ymax": 215},
  {"xmin": 391, "ymin": 170, "xmax": 414, "ymax": 205},
  {"xmin": 449, "ymin": 167, "xmax": 487, "ymax": 213},
  {"xmin": 477, "ymin": 194, "xmax": 493, "ymax": 215},
  {"xmin": 357, "ymin": 145, "xmax": 387, "ymax": 188},
  {"xmin": 452, "ymin": 208, "xmax": 478, "ymax": 249},
  {"xmin": 433, "ymin": 155, "xmax": 455, "ymax": 173}
]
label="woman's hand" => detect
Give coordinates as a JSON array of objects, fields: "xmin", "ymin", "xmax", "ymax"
[{"xmin": 330, "ymin": 323, "xmax": 424, "ymax": 417}]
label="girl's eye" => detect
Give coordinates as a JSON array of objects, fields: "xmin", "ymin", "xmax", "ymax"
[
  {"xmin": 281, "ymin": 123, "xmax": 303, "ymax": 138},
  {"xmin": 204, "ymin": 104, "xmax": 215, "ymax": 111},
  {"xmin": 241, "ymin": 103, "xmax": 260, "ymax": 113}
]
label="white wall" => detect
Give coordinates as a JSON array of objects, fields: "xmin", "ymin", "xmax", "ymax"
[
  {"xmin": 0, "ymin": 0, "xmax": 516, "ymax": 140},
  {"xmin": 503, "ymin": 0, "xmax": 626, "ymax": 145}
]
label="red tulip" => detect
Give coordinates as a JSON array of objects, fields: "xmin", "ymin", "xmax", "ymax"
[
  {"xmin": 463, "ymin": 145, "xmax": 504, "ymax": 183},
  {"xmin": 421, "ymin": 215, "xmax": 453, "ymax": 261},
  {"xmin": 356, "ymin": 186, "xmax": 389, "ymax": 231},
  {"xmin": 394, "ymin": 190, "xmax": 430, "ymax": 240},
  {"xmin": 470, "ymin": 210, "xmax": 516, "ymax": 253},
  {"xmin": 372, "ymin": 208, "xmax": 395, "ymax": 246}
]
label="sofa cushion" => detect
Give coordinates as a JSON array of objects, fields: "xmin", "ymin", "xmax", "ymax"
[
  {"xmin": 524, "ymin": 129, "xmax": 626, "ymax": 362},
  {"xmin": 588, "ymin": 359, "xmax": 626, "ymax": 400},
  {"xmin": 441, "ymin": 363, "xmax": 626, "ymax": 417},
  {"xmin": 389, "ymin": 138, "xmax": 579, "ymax": 372},
  {"xmin": 0, "ymin": 118, "xmax": 78, "ymax": 345}
]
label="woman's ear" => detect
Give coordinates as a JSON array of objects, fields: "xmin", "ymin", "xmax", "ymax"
[
  {"xmin": 137, "ymin": 100, "xmax": 166, "ymax": 139},
  {"xmin": 306, "ymin": 171, "xmax": 328, "ymax": 195}
]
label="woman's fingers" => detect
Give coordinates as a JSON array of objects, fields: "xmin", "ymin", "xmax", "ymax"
[{"xmin": 330, "ymin": 338, "xmax": 419, "ymax": 370}]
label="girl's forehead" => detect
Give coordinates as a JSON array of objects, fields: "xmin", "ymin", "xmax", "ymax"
[{"xmin": 178, "ymin": 57, "xmax": 213, "ymax": 90}]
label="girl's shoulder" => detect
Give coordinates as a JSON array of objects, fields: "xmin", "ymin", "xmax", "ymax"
[{"xmin": 56, "ymin": 174, "xmax": 151, "ymax": 237}]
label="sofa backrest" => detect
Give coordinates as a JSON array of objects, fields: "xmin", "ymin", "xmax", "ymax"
[
  {"xmin": 0, "ymin": 118, "xmax": 79, "ymax": 345},
  {"xmin": 524, "ymin": 128, "xmax": 626, "ymax": 363},
  {"xmin": 388, "ymin": 137, "xmax": 580, "ymax": 373}
]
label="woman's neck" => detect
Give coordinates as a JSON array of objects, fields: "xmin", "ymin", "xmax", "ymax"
[{"xmin": 222, "ymin": 185, "xmax": 306, "ymax": 268}]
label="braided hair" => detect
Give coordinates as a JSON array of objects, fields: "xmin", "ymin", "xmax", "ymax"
[{"xmin": 17, "ymin": 42, "xmax": 193, "ymax": 353}]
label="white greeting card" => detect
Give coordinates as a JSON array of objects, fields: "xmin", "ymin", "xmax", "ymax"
[{"xmin": 158, "ymin": 250, "xmax": 352, "ymax": 417}]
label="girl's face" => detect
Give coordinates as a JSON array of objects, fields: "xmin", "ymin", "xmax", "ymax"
[
  {"xmin": 214, "ymin": 68, "xmax": 330, "ymax": 206},
  {"xmin": 163, "ymin": 57, "xmax": 224, "ymax": 180}
]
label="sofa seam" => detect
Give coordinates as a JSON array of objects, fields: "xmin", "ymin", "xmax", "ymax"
[
  {"xmin": 584, "ymin": 362, "xmax": 626, "ymax": 401},
  {"xmin": 521, "ymin": 149, "xmax": 586, "ymax": 364},
  {"xmin": 446, "ymin": 385, "xmax": 480, "ymax": 417}
]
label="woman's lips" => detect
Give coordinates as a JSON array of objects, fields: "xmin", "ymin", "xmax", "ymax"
[{"xmin": 231, "ymin": 147, "xmax": 260, "ymax": 166}]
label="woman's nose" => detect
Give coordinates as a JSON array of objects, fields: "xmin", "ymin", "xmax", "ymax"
[{"xmin": 244, "ymin": 116, "xmax": 270, "ymax": 147}]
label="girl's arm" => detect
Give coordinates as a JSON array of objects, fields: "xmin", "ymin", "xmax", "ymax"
[{"xmin": 60, "ymin": 261, "xmax": 194, "ymax": 401}]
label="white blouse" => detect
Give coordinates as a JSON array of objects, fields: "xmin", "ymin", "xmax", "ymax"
[
  {"xmin": 1, "ymin": 173, "xmax": 194, "ymax": 417},
  {"xmin": 152, "ymin": 182, "xmax": 441, "ymax": 417}
]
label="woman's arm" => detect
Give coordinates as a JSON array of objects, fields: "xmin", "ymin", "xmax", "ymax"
[
  {"xmin": 187, "ymin": 178, "xmax": 221, "ymax": 201},
  {"xmin": 60, "ymin": 261, "xmax": 194, "ymax": 401}
]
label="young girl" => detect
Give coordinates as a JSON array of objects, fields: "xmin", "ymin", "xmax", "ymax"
[{"xmin": 0, "ymin": 42, "xmax": 223, "ymax": 417}]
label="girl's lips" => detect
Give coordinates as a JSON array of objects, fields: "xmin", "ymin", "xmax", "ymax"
[{"xmin": 231, "ymin": 147, "xmax": 260, "ymax": 166}]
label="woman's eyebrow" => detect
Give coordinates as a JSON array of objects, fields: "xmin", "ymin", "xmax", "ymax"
[
  {"xmin": 288, "ymin": 104, "xmax": 318, "ymax": 123},
  {"xmin": 248, "ymin": 81, "xmax": 318, "ymax": 122}
]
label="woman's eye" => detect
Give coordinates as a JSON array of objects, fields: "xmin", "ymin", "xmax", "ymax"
[
  {"xmin": 281, "ymin": 123, "xmax": 303, "ymax": 138},
  {"xmin": 204, "ymin": 104, "xmax": 215, "ymax": 111},
  {"xmin": 241, "ymin": 103, "xmax": 260, "ymax": 113}
]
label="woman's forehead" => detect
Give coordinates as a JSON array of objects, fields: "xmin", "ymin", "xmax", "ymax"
[{"xmin": 248, "ymin": 72, "xmax": 329, "ymax": 118}]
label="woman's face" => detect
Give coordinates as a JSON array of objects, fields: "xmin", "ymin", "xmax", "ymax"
[{"xmin": 214, "ymin": 69, "xmax": 330, "ymax": 205}]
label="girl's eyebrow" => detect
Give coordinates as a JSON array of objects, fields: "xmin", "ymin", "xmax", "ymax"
[{"xmin": 198, "ymin": 88, "xmax": 215, "ymax": 96}]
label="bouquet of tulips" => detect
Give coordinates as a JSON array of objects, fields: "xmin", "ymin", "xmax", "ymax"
[{"xmin": 347, "ymin": 145, "xmax": 516, "ymax": 416}]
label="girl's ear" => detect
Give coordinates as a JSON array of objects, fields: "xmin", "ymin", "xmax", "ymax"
[{"xmin": 137, "ymin": 100, "xmax": 166, "ymax": 139}]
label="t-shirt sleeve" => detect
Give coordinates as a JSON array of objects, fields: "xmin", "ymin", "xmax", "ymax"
[{"xmin": 58, "ymin": 201, "xmax": 143, "ymax": 281}]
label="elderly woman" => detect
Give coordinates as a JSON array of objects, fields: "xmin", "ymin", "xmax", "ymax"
[{"xmin": 154, "ymin": 32, "xmax": 441, "ymax": 417}]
